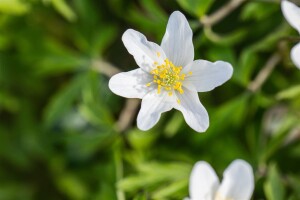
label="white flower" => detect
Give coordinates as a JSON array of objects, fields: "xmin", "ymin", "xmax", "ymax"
[
  {"xmin": 281, "ymin": 0, "xmax": 300, "ymax": 69},
  {"xmin": 186, "ymin": 159, "xmax": 254, "ymax": 200},
  {"xmin": 109, "ymin": 11, "xmax": 233, "ymax": 132}
]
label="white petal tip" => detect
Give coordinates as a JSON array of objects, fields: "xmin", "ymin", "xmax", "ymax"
[
  {"xmin": 170, "ymin": 10, "xmax": 185, "ymax": 17},
  {"xmin": 214, "ymin": 61, "xmax": 234, "ymax": 79},
  {"xmin": 185, "ymin": 60, "xmax": 233, "ymax": 93},
  {"xmin": 137, "ymin": 113, "xmax": 154, "ymax": 131},
  {"xmin": 137, "ymin": 123, "xmax": 151, "ymax": 131},
  {"xmin": 108, "ymin": 75, "xmax": 119, "ymax": 95},
  {"xmin": 189, "ymin": 161, "xmax": 220, "ymax": 199},
  {"xmin": 193, "ymin": 122, "xmax": 209, "ymax": 133},
  {"xmin": 192, "ymin": 161, "xmax": 213, "ymax": 172},
  {"xmin": 230, "ymin": 159, "xmax": 253, "ymax": 172},
  {"xmin": 161, "ymin": 10, "xmax": 194, "ymax": 66},
  {"xmin": 121, "ymin": 29, "xmax": 135, "ymax": 41},
  {"xmin": 108, "ymin": 69, "xmax": 151, "ymax": 99},
  {"xmin": 217, "ymin": 159, "xmax": 254, "ymax": 200},
  {"xmin": 175, "ymin": 90, "xmax": 209, "ymax": 133},
  {"xmin": 291, "ymin": 43, "xmax": 300, "ymax": 69},
  {"xmin": 137, "ymin": 119, "xmax": 160, "ymax": 131},
  {"xmin": 281, "ymin": 0, "xmax": 300, "ymax": 32}
]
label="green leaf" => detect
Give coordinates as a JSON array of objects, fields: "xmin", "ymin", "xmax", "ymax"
[
  {"xmin": 55, "ymin": 174, "xmax": 88, "ymax": 200},
  {"xmin": 136, "ymin": 162, "xmax": 191, "ymax": 178},
  {"xmin": 78, "ymin": 72, "xmax": 114, "ymax": 128},
  {"xmin": 90, "ymin": 25, "xmax": 118, "ymax": 56},
  {"xmin": 78, "ymin": 103, "xmax": 114, "ymax": 129},
  {"xmin": 177, "ymin": 0, "xmax": 215, "ymax": 17},
  {"xmin": 276, "ymin": 85, "xmax": 300, "ymax": 100},
  {"xmin": 236, "ymin": 49, "xmax": 259, "ymax": 86},
  {"xmin": 206, "ymin": 45, "xmax": 237, "ymax": 66},
  {"xmin": 241, "ymin": 2, "xmax": 278, "ymax": 21},
  {"xmin": 152, "ymin": 179, "xmax": 187, "ymax": 199},
  {"xmin": 118, "ymin": 162, "xmax": 190, "ymax": 193},
  {"xmin": 264, "ymin": 164, "xmax": 285, "ymax": 200},
  {"xmin": 92, "ymin": 183, "xmax": 116, "ymax": 200},
  {"xmin": 164, "ymin": 112, "xmax": 184, "ymax": 137},
  {"xmin": 286, "ymin": 175, "xmax": 300, "ymax": 199},
  {"xmin": 0, "ymin": 182, "xmax": 34, "ymax": 200},
  {"xmin": 207, "ymin": 94, "xmax": 250, "ymax": 135},
  {"xmin": 117, "ymin": 174, "xmax": 166, "ymax": 192},
  {"xmin": 126, "ymin": 1, "xmax": 167, "ymax": 38},
  {"xmin": 0, "ymin": 0, "xmax": 30, "ymax": 15},
  {"xmin": 35, "ymin": 39, "xmax": 86, "ymax": 76},
  {"xmin": 44, "ymin": 74, "xmax": 87, "ymax": 126},
  {"xmin": 204, "ymin": 27, "xmax": 248, "ymax": 46},
  {"xmin": 235, "ymin": 23, "xmax": 290, "ymax": 87},
  {"xmin": 128, "ymin": 128, "xmax": 158, "ymax": 150},
  {"xmin": 51, "ymin": 0, "xmax": 77, "ymax": 22},
  {"xmin": 140, "ymin": 0, "xmax": 167, "ymax": 22},
  {"xmin": 261, "ymin": 115, "xmax": 298, "ymax": 162},
  {"xmin": 133, "ymin": 194, "xmax": 147, "ymax": 200},
  {"xmin": 0, "ymin": 90, "xmax": 19, "ymax": 112},
  {"xmin": 250, "ymin": 24, "xmax": 290, "ymax": 52}
]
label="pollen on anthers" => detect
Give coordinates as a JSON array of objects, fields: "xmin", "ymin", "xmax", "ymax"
[{"xmin": 146, "ymin": 52, "xmax": 192, "ymax": 104}]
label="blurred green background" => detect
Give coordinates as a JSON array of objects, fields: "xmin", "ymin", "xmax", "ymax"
[{"xmin": 1, "ymin": 0, "xmax": 300, "ymax": 199}]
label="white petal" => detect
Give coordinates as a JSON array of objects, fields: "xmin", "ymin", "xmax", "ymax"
[
  {"xmin": 281, "ymin": 0, "xmax": 300, "ymax": 33},
  {"xmin": 291, "ymin": 42, "xmax": 300, "ymax": 69},
  {"xmin": 137, "ymin": 90, "xmax": 175, "ymax": 131},
  {"xmin": 109, "ymin": 69, "xmax": 153, "ymax": 99},
  {"xmin": 183, "ymin": 60, "xmax": 233, "ymax": 92},
  {"xmin": 174, "ymin": 88, "xmax": 209, "ymax": 132},
  {"xmin": 161, "ymin": 11, "xmax": 194, "ymax": 67},
  {"xmin": 217, "ymin": 159, "xmax": 254, "ymax": 200},
  {"xmin": 189, "ymin": 161, "xmax": 220, "ymax": 200},
  {"xmin": 122, "ymin": 29, "xmax": 166, "ymax": 72}
]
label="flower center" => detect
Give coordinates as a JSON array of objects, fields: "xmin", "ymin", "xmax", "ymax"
[
  {"xmin": 150, "ymin": 59, "xmax": 185, "ymax": 95},
  {"xmin": 146, "ymin": 53, "xmax": 192, "ymax": 101}
]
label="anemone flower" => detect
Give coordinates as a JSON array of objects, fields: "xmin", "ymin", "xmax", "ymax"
[
  {"xmin": 281, "ymin": 0, "xmax": 300, "ymax": 69},
  {"xmin": 186, "ymin": 159, "xmax": 254, "ymax": 200},
  {"xmin": 109, "ymin": 11, "xmax": 233, "ymax": 132}
]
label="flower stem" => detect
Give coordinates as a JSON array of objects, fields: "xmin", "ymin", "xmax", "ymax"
[{"xmin": 201, "ymin": 0, "xmax": 248, "ymax": 27}]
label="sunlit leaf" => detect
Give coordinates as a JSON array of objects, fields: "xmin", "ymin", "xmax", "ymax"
[
  {"xmin": 0, "ymin": 0, "xmax": 30, "ymax": 15},
  {"xmin": 276, "ymin": 85, "xmax": 300, "ymax": 100}
]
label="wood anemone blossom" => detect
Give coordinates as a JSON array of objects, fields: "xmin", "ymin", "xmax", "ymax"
[{"xmin": 109, "ymin": 11, "xmax": 233, "ymax": 132}]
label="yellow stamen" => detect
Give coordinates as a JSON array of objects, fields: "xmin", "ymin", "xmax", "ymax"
[
  {"xmin": 177, "ymin": 99, "xmax": 181, "ymax": 104},
  {"xmin": 148, "ymin": 58, "xmax": 189, "ymax": 95},
  {"xmin": 146, "ymin": 58, "xmax": 193, "ymax": 96},
  {"xmin": 157, "ymin": 85, "xmax": 161, "ymax": 94}
]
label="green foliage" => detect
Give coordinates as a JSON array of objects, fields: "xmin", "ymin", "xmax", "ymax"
[
  {"xmin": 49, "ymin": 0, "xmax": 77, "ymax": 22},
  {"xmin": 1, "ymin": 0, "xmax": 300, "ymax": 200},
  {"xmin": 0, "ymin": 0, "xmax": 30, "ymax": 15},
  {"xmin": 264, "ymin": 164, "xmax": 286, "ymax": 200},
  {"xmin": 177, "ymin": 0, "xmax": 214, "ymax": 17}
]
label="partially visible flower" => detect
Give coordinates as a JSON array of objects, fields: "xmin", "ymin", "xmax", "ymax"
[
  {"xmin": 186, "ymin": 159, "xmax": 254, "ymax": 200},
  {"xmin": 109, "ymin": 11, "xmax": 233, "ymax": 132},
  {"xmin": 281, "ymin": 0, "xmax": 300, "ymax": 69}
]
